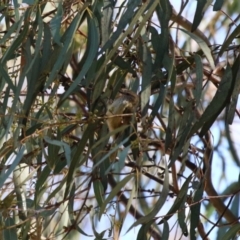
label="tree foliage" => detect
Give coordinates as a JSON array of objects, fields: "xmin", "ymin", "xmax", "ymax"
[{"xmin": 0, "ymin": 0, "xmax": 240, "ymax": 239}]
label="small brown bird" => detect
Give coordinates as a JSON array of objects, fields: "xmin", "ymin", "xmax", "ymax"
[{"xmin": 106, "ymin": 89, "xmax": 139, "ymax": 137}]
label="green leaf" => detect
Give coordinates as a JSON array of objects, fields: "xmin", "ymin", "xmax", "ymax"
[
  {"xmin": 178, "ymin": 28, "xmax": 215, "ymax": 69},
  {"xmin": 1, "ymin": 10, "xmax": 30, "ymax": 64},
  {"xmin": 94, "ymin": 137, "xmax": 129, "ymax": 173},
  {"xmin": 44, "ymin": 136, "xmax": 71, "ymax": 167},
  {"xmin": 225, "ymin": 122, "xmax": 240, "ymax": 167},
  {"xmin": 41, "ymin": 23, "xmax": 53, "ymax": 71},
  {"xmin": 100, "ymin": 0, "xmax": 141, "ymax": 53},
  {"xmin": 219, "ymin": 24, "xmax": 240, "ymax": 56},
  {"xmin": 93, "ymin": 179, "xmax": 104, "ymax": 208},
  {"xmin": 193, "ymin": 54, "xmax": 203, "ymax": 106},
  {"xmin": 190, "ymin": 64, "xmax": 232, "ymax": 136},
  {"xmin": 113, "ymin": 55, "xmax": 136, "ymax": 76},
  {"xmin": 68, "ymin": 184, "xmax": 91, "ymax": 236},
  {"xmin": 192, "ymin": 0, "xmax": 208, "ymax": 32},
  {"xmin": 0, "ymin": 146, "xmax": 25, "ymax": 188},
  {"xmin": 178, "ymin": 191, "xmax": 188, "ymax": 236},
  {"xmin": 34, "ymin": 165, "xmax": 51, "ymax": 205},
  {"xmin": 61, "ymin": 12, "xmax": 99, "ymax": 102},
  {"xmin": 100, "ymin": 0, "xmax": 114, "ymax": 47},
  {"xmin": 96, "ymin": 1, "xmax": 152, "ymax": 81},
  {"xmin": 150, "ymin": 83, "xmax": 166, "ymax": 122},
  {"xmin": 127, "ymin": 159, "xmax": 169, "ymax": 231},
  {"xmin": 64, "ymin": 123, "xmax": 95, "ymax": 199},
  {"xmin": 3, "ymin": 218, "xmax": 18, "ymax": 240},
  {"xmin": 178, "ymin": 208, "xmax": 188, "ymax": 236},
  {"xmin": 136, "ymin": 219, "xmax": 155, "ymax": 240},
  {"xmin": 113, "ymin": 146, "xmax": 130, "ymax": 173},
  {"xmin": 0, "ymin": 65, "xmax": 16, "ymax": 92},
  {"xmin": 23, "ymin": 0, "xmax": 35, "ymax": 4},
  {"xmin": 122, "ymin": 182, "xmax": 135, "ymax": 230},
  {"xmin": 230, "ymin": 193, "xmax": 239, "ymax": 219},
  {"xmin": 190, "ymin": 182, "xmax": 204, "ymax": 240},
  {"xmin": 141, "ymin": 43, "xmax": 152, "ymax": 117},
  {"xmin": 12, "ymin": 0, "xmax": 20, "ymax": 21},
  {"xmin": 213, "ymin": 0, "xmax": 224, "ymax": 10},
  {"xmin": 227, "ymin": 54, "xmax": 240, "ymax": 124},
  {"xmin": 159, "ymin": 174, "xmax": 192, "ymax": 224},
  {"xmin": 162, "ymin": 220, "xmax": 169, "ymax": 240},
  {"xmin": 0, "ymin": 19, "xmax": 20, "ymax": 45},
  {"xmin": 99, "ymin": 174, "xmax": 134, "ymax": 219},
  {"xmin": 44, "ymin": 12, "xmax": 84, "ymax": 90},
  {"xmin": 169, "ymin": 101, "xmax": 194, "ymax": 167},
  {"xmin": 154, "ymin": 0, "xmax": 172, "ymax": 68},
  {"xmin": 220, "ymin": 223, "xmax": 240, "ymax": 239},
  {"xmin": 25, "ymin": 12, "xmax": 43, "ymax": 74},
  {"xmin": 49, "ymin": 3, "xmax": 63, "ymax": 45},
  {"xmin": 149, "ymin": 26, "xmax": 164, "ymax": 70},
  {"xmin": 165, "ymin": 96, "xmax": 175, "ymax": 151}
]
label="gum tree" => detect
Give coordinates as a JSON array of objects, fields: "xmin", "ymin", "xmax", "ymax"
[{"xmin": 0, "ymin": 0, "xmax": 240, "ymax": 239}]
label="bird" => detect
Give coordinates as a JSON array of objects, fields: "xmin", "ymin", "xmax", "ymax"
[{"xmin": 106, "ymin": 89, "xmax": 139, "ymax": 138}]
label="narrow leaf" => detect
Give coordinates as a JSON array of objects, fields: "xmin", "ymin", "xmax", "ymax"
[
  {"xmin": 0, "ymin": 147, "xmax": 25, "ymax": 188},
  {"xmin": 61, "ymin": 12, "xmax": 99, "ymax": 102},
  {"xmin": 99, "ymin": 174, "xmax": 134, "ymax": 219},
  {"xmin": 128, "ymin": 159, "xmax": 169, "ymax": 231},
  {"xmin": 93, "ymin": 179, "xmax": 104, "ymax": 208},
  {"xmin": 44, "ymin": 12, "xmax": 84, "ymax": 90},
  {"xmin": 190, "ymin": 65, "xmax": 232, "ymax": 136},
  {"xmin": 219, "ymin": 24, "xmax": 240, "ymax": 56},
  {"xmin": 193, "ymin": 54, "xmax": 203, "ymax": 106},
  {"xmin": 3, "ymin": 218, "xmax": 18, "ymax": 240},
  {"xmin": 44, "ymin": 136, "xmax": 71, "ymax": 167},
  {"xmin": 192, "ymin": 0, "xmax": 209, "ymax": 32},
  {"xmin": 162, "ymin": 220, "xmax": 169, "ymax": 240},
  {"xmin": 179, "ymin": 28, "xmax": 215, "ymax": 69},
  {"xmin": 136, "ymin": 219, "xmax": 155, "ymax": 240},
  {"xmin": 227, "ymin": 54, "xmax": 240, "ymax": 124},
  {"xmin": 190, "ymin": 182, "xmax": 204, "ymax": 240},
  {"xmin": 158, "ymin": 174, "xmax": 192, "ymax": 224},
  {"xmin": 220, "ymin": 223, "xmax": 240, "ymax": 240}
]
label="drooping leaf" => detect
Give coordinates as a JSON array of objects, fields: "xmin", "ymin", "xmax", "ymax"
[
  {"xmin": 219, "ymin": 24, "xmax": 240, "ymax": 56},
  {"xmin": 193, "ymin": 54, "xmax": 203, "ymax": 106},
  {"xmin": 190, "ymin": 181, "xmax": 204, "ymax": 240},
  {"xmin": 0, "ymin": 146, "xmax": 25, "ymax": 188},
  {"xmin": 3, "ymin": 218, "xmax": 18, "ymax": 240},
  {"xmin": 100, "ymin": 0, "xmax": 141, "ymax": 53},
  {"xmin": 220, "ymin": 223, "xmax": 240, "ymax": 239},
  {"xmin": 99, "ymin": 174, "xmax": 134, "ymax": 219},
  {"xmin": 128, "ymin": 159, "xmax": 169, "ymax": 231},
  {"xmin": 141, "ymin": 43, "xmax": 152, "ymax": 117},
  {"xmin": 178, "ymin": 28, "xmax": 215, "ymax": 69},
  {"xmin": 189, "ymin": 64, "xmax": 232, "ymax": 137},
  {"xmin": 44, "ymin": 136, "xmax": 71, "ymax": 167},
  {"xmin": 227, "ymin": 54, "xmax": 240, "ymax": 124},
  {"xmin": 45, "ymin": 11, "xmax": 85, "ymax": 90},
  {"xmin": 61, "ymin": 11, "xmax": 99, "ymax": 102},
  {"xmin": 162, "ymin": 220, "xmax": 169, "ymax": 240},
  {"xmin": 100, "ymin": 0, "xmax": 114, "ymax": 47},
  {"xmin": 158, "ymin": 174, "xmax": 192, "ymax": 224},
  {"xmin": 93, "ymin": 179, "xmax": 105, "ymax": 208},
  {"xmin": 136, "ymin": 219, "xmax": 155, "ymax": 240},
  {"xmin": 49, "ymin": 3, "xmax": 63, "ymax": 45},
  {"xmin": 192, "ymin": 0, "xmax": 210, "ymax": 32},
  {"xmin": 64, "ymin": 123, "xmax": 95, "ymax": 199}
]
